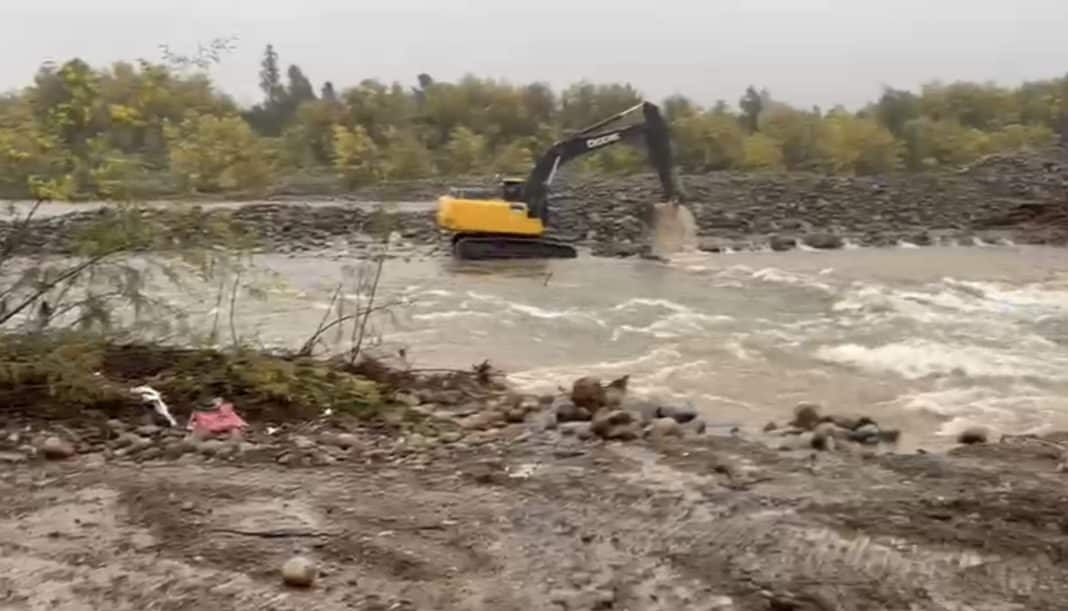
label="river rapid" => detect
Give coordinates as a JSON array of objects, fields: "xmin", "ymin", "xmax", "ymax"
[{"xmin": 190, "ymin": 243, "xmax": 1064, "ymax": 450}]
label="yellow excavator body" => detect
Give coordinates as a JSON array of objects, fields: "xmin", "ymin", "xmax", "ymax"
[{"xmin": 436, "ymin": 195, "xmax": 545, "ymax": 236}]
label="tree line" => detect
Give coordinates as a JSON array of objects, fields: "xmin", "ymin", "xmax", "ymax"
[{"xmin": 1, "ymin": 44, "xmax": 1066, "ymax": 199}]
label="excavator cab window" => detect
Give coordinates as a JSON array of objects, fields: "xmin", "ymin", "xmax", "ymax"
[{"xmin": 499, "ymin": 178, "xmax": 525, "ymax": 202}]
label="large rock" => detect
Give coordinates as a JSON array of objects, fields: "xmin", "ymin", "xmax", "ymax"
[
  {"xmin": 591, "ymin": 410, "xmax": 640, "ymax": 441},
  {"xmin": 801, "ymin": 232, "xmax": 844, "ymax": 250},
  {"xmin": 571, "ymin": 377, "xmax": 606, "ymax": 409},
  {"xmin": 769, "ymin": 235, "xmax": 797, "ymax": 252},
  {"xmin": 281, "ymin": 556, "xmax": 318, "ymax": 588},
  {"xmin": 40, "ymin": 436, "xmax": 75, "ymax": 460}
]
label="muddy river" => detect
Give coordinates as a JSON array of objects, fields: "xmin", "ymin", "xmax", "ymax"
[{"xmin": 162, "ymin": 242, "xmax": 1062, "ymax": 451}]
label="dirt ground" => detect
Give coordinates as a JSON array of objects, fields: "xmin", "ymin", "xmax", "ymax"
[{"xmin": 2, "ymin": 427, "xmax": 1067, "ymax": 611}]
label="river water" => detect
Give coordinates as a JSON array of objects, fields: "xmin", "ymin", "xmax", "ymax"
[
  {"xmin": 195, "ymin": 243, "xmax": 1065, "ymax": 450},
  {"xmin": 7, "ymin": 199, "xmax": 1067, "ymax": 450}
]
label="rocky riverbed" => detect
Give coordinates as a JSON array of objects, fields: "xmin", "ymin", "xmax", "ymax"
[
  {"xmin": 3, "ymin": 149, "xmax": 1066, "ymax": 258},
  {"xmin": 4, "ymin": 360, "xmax": 1068, "ymax": 610}
]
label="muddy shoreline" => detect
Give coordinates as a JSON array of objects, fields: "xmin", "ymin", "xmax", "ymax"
[
  {"xmin": 3, "ymin": 150, "xmax": 1066, "ymax": 257},
  {"xmin": 3, "ymin": 342, "xmax": 1068, "ymax": 610}
]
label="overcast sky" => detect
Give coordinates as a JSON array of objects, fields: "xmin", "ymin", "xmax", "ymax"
[{"xmin": 2, "ymin": 0, "xmax": 1066, "ymax": 110}]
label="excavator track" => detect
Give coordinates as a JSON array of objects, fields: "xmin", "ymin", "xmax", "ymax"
[{"xmin": 453, "ymin": 235, "xmax": 577, "ymax": 260}]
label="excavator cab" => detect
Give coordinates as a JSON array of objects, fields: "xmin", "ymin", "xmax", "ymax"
[{"xmin": 436, "ymin": 101, "xmax": 683, "ymax": 260}]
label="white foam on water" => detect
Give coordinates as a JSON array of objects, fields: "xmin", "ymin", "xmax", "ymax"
[
  {"xmin": 462, "ymin": 291, "xmax": 607, "ymax": 326},
  {"xmin": 815, "ymin": 339, "xmax": 1068, "ymax": 382},
  {"xmin": 886, "ymin": 386, "xmax": 1067, "ymax": 438},
  {"xmin": 611, "ymin": 297, "xmax": 694, "ymax": 314},
  {"xmin": 896, "ymin": 240, "xmax": 921, "ymax": 249},
  {"xmin": 611, "ymin": 311, "xmax": 734, "ymax": 341},
  {"xmin": 412, "ymin": 310, "xmax": 494, "ymax": 322},
  {"xmin": 751, "ymin": 267, "xmax": 833, "ymax": 292}
]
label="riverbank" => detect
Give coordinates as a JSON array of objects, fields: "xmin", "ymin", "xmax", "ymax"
[
  {"xmin": 2, "ymin": 340, "xmax": 1068, "ymax": 610},
  {"xmin": 2, "ymin": 149, "xmax": 1066, "ymax": 258}
]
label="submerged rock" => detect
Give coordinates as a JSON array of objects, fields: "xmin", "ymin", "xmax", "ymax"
[{"xmin": 957, "ymin": 426, "xmax": 990, "ymax": 445}]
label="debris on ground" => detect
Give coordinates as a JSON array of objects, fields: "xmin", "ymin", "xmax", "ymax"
[
  {"xmin": 130, "ymin": 385, "xmax": 178, "ymax": 427},
  {"xmin": 187, "ymin": 398, "xmax": 248, "ymax": 437}
]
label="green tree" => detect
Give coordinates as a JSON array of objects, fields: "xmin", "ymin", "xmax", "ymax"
[
  {"xmin": 822, "ymin": 114, "xmax": 901, "ymax": 175},
  {"xmin": 760, "ymin": 105, "xmax": 829, "ymax": 171},
  {"xmin": 442, "ymin": 126, "xmax": 488, "ymax": 174},
  {"xmin": 672, "ymin": 111, "xmax": 745, "ymax": 171},
  {"xmin": 332, "ymin": 124, "xmax": 379, "ymax": 187},
  {"xmin": 741, "ymin": 133, "xmax": 784, "ymax": 170},
  {"xmin": 164, "ymin": 112, "xmax": 274, "ymax": 193},
  {"xmin": 381, "ymin": 129, "xmax": 434, "ymax": 179}
]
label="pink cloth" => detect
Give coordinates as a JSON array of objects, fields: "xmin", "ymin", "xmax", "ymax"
[{"xmin": 188, "ymin": 403, "xmax": 247, "ymax": 436}]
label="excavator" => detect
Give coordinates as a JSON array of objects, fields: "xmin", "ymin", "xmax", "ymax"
[{"xmin": 435, "ymin": 101, "xmax": 684, "ymax": 259}]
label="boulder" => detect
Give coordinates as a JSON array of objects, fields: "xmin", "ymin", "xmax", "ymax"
[
  {"xmin": 571, "ymin": 377, "xmax": 606, "ymax": 409},
  {"xmin": 848, "ymin": 423, "xmax": 882, "ymax": 445}
]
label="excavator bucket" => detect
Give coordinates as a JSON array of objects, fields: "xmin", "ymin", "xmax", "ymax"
[{"xmin": 647, "ymin": 201, "xmax": 698, "ymax": 258}]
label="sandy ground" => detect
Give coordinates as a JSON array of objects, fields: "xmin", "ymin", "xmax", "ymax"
[{"xmin": 2, "ymin": 427, "xmax": 1067, "ymax": 611}]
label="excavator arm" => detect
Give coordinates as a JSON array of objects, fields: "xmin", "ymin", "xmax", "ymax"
[{"xmin": 521, "ymin": 101, "xmax": 683, "ymax": 223}]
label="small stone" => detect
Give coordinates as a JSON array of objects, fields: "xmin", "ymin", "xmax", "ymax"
[
  {"xmin": 114, "ymin": 432, "xmax": 148, "ymax": 449},
  {"xmin": 432, "ymin": 389, "xmax": 464, "ymax": 405},
  {"xmin": 559, "ymin": 422, "xmax": 594, "ymax": 440},
  {"xmin": 763, "ymin": 421, "xmax": 779, "ymax": 432},
  {"xmin": 555, "ymin": 399, "xmax": 592, "ymax": 423},
  {"xmin": 394, "ymin": 392, "xmax": 421, "ymax": 408},
  {"xmin": 291, "ymin": 435, "xmax": 316, "ymax": 450},
  {"xmin": 40, "ymin": 436, "xmax": 75, "ymax": 460},
  {"xmin": 281, "ymin": 556, "xmax": 318, "ymax": 588},
  {"xmin": 878, "ymin": 429, "xmax": 902, "ymax": 444},
  {"xmin": 0, "ymin": 451, "xmax": 27, "ymax": 464},
  {"xmin": 106, "ymin": 419, "xmax": 127, "ymax": 433},
  {"xmin": 197, "ymin": 439, "xmax": 226, "ymax": 456},
  {"xmin": 571, "ymin": 377, "xmax": 605, "ymax": 409},
  {"xmin": 957, "ymin": 426, "xmax": 989, "ymax": 445},
  {"xmin": 648, "ymin": 417, "xmax": 683, "ymax": 439},
  {"xmin": 682, "ymin": 418, "xmax": 707, "ymax": 436},
  {"xmin": 659, "ymin": 403, "xmax": 697, "ymax": 424},
  {"xmin": 329, "ymin": 433, "xmax": 360, "ymax": 449},
  {"xmin": 769, "ymin": 235, "xmax": 797, "ymax": 251},
  {"xmin": 848, "ymin": 423, "xmax": 881, "ymax": 445},
  {"xmin": 591, "ymin": 410, "xmax": 640, "ymax": 441},
  {"xmin": 138, "ymin": 447, "xmax": 162, "ymax": 461},
  {"xmin": 811, "ymin": 427, "xmax": 836, "ymax": 452},
  {"xmin": 439, "ymin": 431, "xmax": 463, "ymax": 444},
  {"xmin": 135, "ymin": 424, "xmax": 162, "ymax": 437},
  {"xmin": 504, "ymin": 408, "xmax": 527, "ymax": 424}
]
